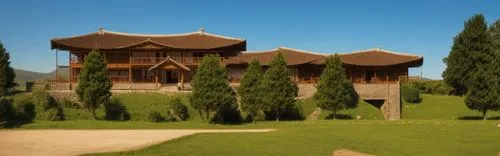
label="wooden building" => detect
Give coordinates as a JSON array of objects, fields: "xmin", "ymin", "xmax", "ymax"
[{"xmin": 50, "ymin": 28, "xmax": 423, "ymax": 90}]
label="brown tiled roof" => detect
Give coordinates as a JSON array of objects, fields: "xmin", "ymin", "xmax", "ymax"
[
  {"xmin": 51, "ymin": 28, "xmax": 246, "ymax": 51},
  {"xmin": 227, "ymin": 47, "xmax": 423, "ymax": 67},
  {"xmin": 226, "ymin": 47, "xmax": 327, "ymax": 66},
  {"xmin": 339, "ymin": 48, "xmax": 423, "ymax": 67}
]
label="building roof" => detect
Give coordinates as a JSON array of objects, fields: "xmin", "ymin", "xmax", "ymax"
[
  {"xmin": 227, "ymin": 47, "xmax": 423, "ymax": 67},
  {"xmin": 338, "ymin": 48, "xmax": 423, "ymax": 67},
  {"xmin": 51, "ymin": 28, "xmax": 246, "ymax": 51},
  {"xmin": 226, "ymin": 47, "xmax": 327, "ymax": 65}
]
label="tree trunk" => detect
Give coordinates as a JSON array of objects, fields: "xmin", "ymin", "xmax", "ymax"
[
  {"xmin": 92, "ymin": 109, "xmax": 97, "ymax": 120},
  {"xmin": 332, "ymin": 112, "xmax": 336, "ymax": 120},
  {"xmin": 275, "ymin": 112, "xmax": 280, "ymax": 122},
  {"xmin": 482, "ymin": 109, "xmax": 487, "ymax": 120},
  {"xmin": 205, "ymin": 107, "xmax": 210, "ymax": 121},
  {"xmin": 198, "ymin": 109, "xmax": 204, "ymax": 120}
]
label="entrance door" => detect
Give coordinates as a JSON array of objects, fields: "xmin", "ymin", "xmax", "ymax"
[
  {"xmin": 165, "ymin": 70, "xmax": 179, "ymax": 83},
  {"xmin": 365, "ymin": 70, "xmax": 374, "ymax": 83}
]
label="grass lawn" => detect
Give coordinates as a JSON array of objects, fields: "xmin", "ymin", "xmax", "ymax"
[
  {"xmin": 403, "ymin": 94, "xmax": 500, "ymax": 119},
  {"xmin": 72, "ymin": 120, "xmax": 499, "ymax": 156},
  {"xmin": 8, "ymin": 93, "xmax": 500, "ymax": 155}
]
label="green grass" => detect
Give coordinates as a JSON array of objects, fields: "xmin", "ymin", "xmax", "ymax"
[
  {"xmin": 301, "ymin": 98, "xmax": 384, "ymax": 120},
  {"xmin": 403, "ymin": 94, "xmax": 500, "ymax": 119},
  {"xmin": 9, "ymin": 93, "xmax": 500, "ymax": 155},
  {"xmin": 82, "ymin": 120, "xmax": 500, "ymax": 156}
]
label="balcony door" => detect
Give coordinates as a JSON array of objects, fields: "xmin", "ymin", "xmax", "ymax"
[{"xmin": 365, "ymin": 70, "xmax": 374, "ymax": 83}]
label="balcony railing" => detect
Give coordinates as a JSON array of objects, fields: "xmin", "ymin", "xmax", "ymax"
[{"xmin": 71, "ymin": 76, "xmax": 129, "ymax": 83}]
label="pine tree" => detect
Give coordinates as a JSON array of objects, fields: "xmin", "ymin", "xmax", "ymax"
[
  {"xmin": 75, "ymin": 50, "xmax": 112, "ymax": 120},
  {"xmin": 462, "ymin": 17, "xmax": 500, "ymax": 120},
  {"xmin": 189, "ymin": 55, "xmax": 237, "ymax": 122},
  {"xmin": 0, "ymin": 41, "xmax": 17, "ymax": 97},
  {"xmin": 238, "ymin": 59, "xmax": 264, "ymax": 124},
  {"xmin": 261, "ymin": 53, "xmax": 298, "ymax": 121},
  {"xmin": 443, "ymin": 14, "xmax": 493, "ymax": 96},
  {"xmin": 314, "ymin": 54, "xmax": 358, "ymax": 119},
  {"xmin": 465, "ymin": 66, "xmax": 499, "ymax": 120}
]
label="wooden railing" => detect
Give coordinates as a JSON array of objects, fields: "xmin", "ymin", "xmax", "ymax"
[{"xmin": 70, "ymin": 76, "xmax": 129, "ymax": 83}]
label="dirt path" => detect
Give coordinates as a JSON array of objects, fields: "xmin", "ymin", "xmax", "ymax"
[{"xmin": 0, "ymin": 129, "xmax": 275, "ymax": 156}]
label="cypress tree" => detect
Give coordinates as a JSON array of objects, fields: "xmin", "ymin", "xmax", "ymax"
[
  {"xmin": 238, "ymin": 59, "xmax": 264, "ymax": 124},
  {"xmin": 75, "ymin": 50, "xmax": 112, "ymax": 120},
  {"xmin": 462, "ymin": 17, "xmax": 500, "ymax": 120},
  {"xmin": 261, "ymin": 53, "xmax": 298, "ymax": 121},
  {"xmin": 190, "ymin": 55, "xmax": 237, "ymax": 122},
  {"xmin": 442, "ymin": 14, "xmax": 493, "ymax": 96},
  {"xmin": 465, "ymin": 66, "xmax": 499, "ymax": 120},
  {"xmin": 0, "ymin": 41, "xmax": 17, "ymax": 97},
  {"xmin": 314, "ymin": 54, "xmax": 358, "ymax": 119}
]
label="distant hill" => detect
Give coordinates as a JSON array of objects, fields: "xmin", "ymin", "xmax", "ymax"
[{"xmin": 14, "ymin": 68, "xmax": 69, "ymax": 90}]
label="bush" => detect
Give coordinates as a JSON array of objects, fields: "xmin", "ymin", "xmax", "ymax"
[
  {"xmin": 402, "ymin": 85, "xmax": 421, "ymax": 103},
  {"xmin": 104, "ymin": 98, "xmax": 130, "ymax": 121},
  {"xmin": 12, "ymin": 95, "xmax": 35, "ymax": 122},
  {"xmin": 0, "ymin": 98, "xmax": 16, "ymax": 127},
  {"xmin": 60, "ymin": 98, "xmax": 81, "ymax": 109},
  {"xmin": 168, "ymin": 98, "xmax": 189, "ymax": 121},
  {"xmin": 265, "ymin": 102, "xmax": 305, "ymax": 121},
  {"xmin": 148, "ymin": 111, "xmax": 164, "ymax": 122},
  {"xmin": 31, "ymin": 87, "xmax": 56, "ymax": 110},
  {"xmin": 405, "ymin": 80, "xmax": 453, "ymax": 95},
  {"xmin": 44, "ymin": 107, "xmax": 65, "ymax": 121}
]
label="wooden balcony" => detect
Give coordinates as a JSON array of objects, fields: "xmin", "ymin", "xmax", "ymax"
[
  {"xmin": 71, "ymin": 76, "xmax": 129, "ymax": 83},
  {"xmin": 130, "ymin": 57, "xmax": 220, "ymax": 65}
]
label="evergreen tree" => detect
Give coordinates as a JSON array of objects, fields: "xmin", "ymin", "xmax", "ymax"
[
  {"xmin": 488, "ymin": 20, "xmax": 500, "ymax": 115},
  {"xmin": 75, "ymin": 50, "xmax": 112, "ymax": 120},
  {"xmin": 261, "ymin": 53, "xmax": 298, "ymax": 121},
  {"xmin": 465, "ymin": 66, "xmax": 500, "ymax": 120},
  {"xmin": 0, "ymin": 41, "xmax": 17, "ymax": 97},
  {"xmin": 442, "ymin": 14, "xmax": 493, "ymax": 96},
  {"xmin": 238, "ymin": 59, "xmax": 264, "ymax": 124},
  {"xmin": 314, "ymin": 54, "xmax": 358, "ymax": 119},
  {"xmin": 189, "ymin": 55, "xmax": 237, "ymax": 122}
]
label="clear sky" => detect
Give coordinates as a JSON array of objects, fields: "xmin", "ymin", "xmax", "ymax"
[{"xmin": 1, "ymin": 0, "xmax": 499, "ymax": 79}]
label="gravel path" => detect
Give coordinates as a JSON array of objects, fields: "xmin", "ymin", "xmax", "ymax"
[{"xmin": 0, "ymin": 129, "xmax": 275, "ymax": 156}]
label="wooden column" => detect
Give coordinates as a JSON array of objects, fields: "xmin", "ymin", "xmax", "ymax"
[
  {"xmin": 55, "ymin": 50, "xmax": 59, "ymax": 82},
  {"xmin": 386, "ymin": 71, "xmax": 389, "ymax": 83},
  {"xmin": 155, "ymin": 70, "xmax": 158, "ymax": 89},
  {"xmin": 68, "ymin": 52, "xmax": 72, "ymax": 90},
  {"xmin": 180, "ymin": 70, "xmax": 185, "ymax": 90},
  {"xmin": 129, "ymin": 52, "xmax": 132, "ymax": 83}
]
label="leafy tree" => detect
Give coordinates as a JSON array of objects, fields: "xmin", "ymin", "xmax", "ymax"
[
  {"xmin": 465, "ymin": 66, "xmax": 500, "ymax": 120},
  {"xmin": 443, "ymin": 14, "xmax": 493, "ymax": 96},
  {"xmin": 261, "ymin": 53, "xmax": 298, "ymax": 121},
  {"xmin": 238, "ymin": 59, "xmax": 264, "ymax": 124},
  {"xmin": 314, "ymin": 55, "xmax": 358, "ymax": 119},
  {"xmin": 189, "ymin": 55, "xmax": 237, "ymax": 122},
  {"xmin": 0, "ymin": 41, "xmax": 17, "ymax": 97},
  {"xmin": 75, "ymin": 50, "xmax": 112, "ymax": 120}
]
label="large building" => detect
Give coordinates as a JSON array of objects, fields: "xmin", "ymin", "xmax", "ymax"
[
  {"xmin": 50, "ymin": 28, "xmax": 423, "ymax": 120},
  {"xmin": 51, "ymin": 28, "xmax": 422, "ymax": 89}
]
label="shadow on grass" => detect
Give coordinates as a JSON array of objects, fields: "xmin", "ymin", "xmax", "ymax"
[
  {"xmin": 458, "ymin": 116, "xmax": 500, "ymax": 120},
  {"xmin": 324, "ymin": 113, "xmax": 353, "ymax": 120}
]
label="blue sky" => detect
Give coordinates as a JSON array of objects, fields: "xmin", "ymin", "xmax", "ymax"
[{"xmin": 1, "ymin": 0, "xmax": 499, "ymax": 79}]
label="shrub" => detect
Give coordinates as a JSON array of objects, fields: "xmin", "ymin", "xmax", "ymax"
[
  {"xmin": 44, "ymin": 107, "xmax": 65, "ymax": 121},
  {"xmin": 12, "ymin": 95, "xmax": 35, "ymax": 121},
  {"xmin": 0, "ymin": 98, "xmax": 16, "ymax": 127},
  {"xmin": 405, "ymin": 80, "xmax": 453, "ymax": 95},
  {"xmin": 168, "ymin": 97, "xmax": 189, "ymax": 121},
  {"xmin": 402, "ymin": 85, "xmax": 421, "ymax": 103},
  {"xmin": 148, "ymin": 111, "xmax": 164, "ymax": 122},
  {"xmin": 265, "ymin": 102, "xmax": 304, "ymax": 121},
  {"xmin": 60, "ymin": 98, "xmax": 81, "ymax": 109},
  {"xmin": 104, "ymin": 98, "xmax": 130, "ymax": 121},
  {"xmin": 31, "ymin": 87, "xmax": 56, "ymax": 110}
]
